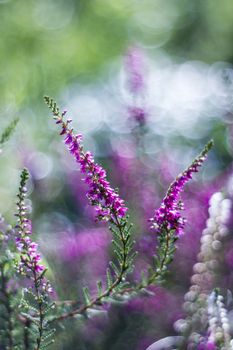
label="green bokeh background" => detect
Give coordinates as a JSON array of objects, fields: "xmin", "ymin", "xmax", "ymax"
[
  {"xmin": 1, "ymin": 0, "xmax": 232, "ymax": 210},
  {"xmin": 1, "ymin": 0, "xmax": 233, "ymax": 109}
]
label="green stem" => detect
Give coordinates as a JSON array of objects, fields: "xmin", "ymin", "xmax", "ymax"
[
  {"xmin": 51, "ymin": 216, "xmax": 129, "ymax": 323},
  {"xmin": 50, "ymin": 227, "xmax": 173, "ymax": 324},
  {"xmin": 33, "ymin": 270, "xmax": 44, "ymax": 350}
]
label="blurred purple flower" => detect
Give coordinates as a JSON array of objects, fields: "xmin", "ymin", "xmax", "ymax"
[
  {"xmin": 126, "ymin": 286, "xmax": 179, "ymax": 318},
  {"xmin": 128, "ymin": 106, "xmax": 147, "ymax": 126},
  {"xmin": 125, "ymin": 46, "xmax": 149, "ymax": 129},
  {"xmin": 125, "ymin": 46, "xmax": 145, "ymax": 95},
  {"xmin": 197, "ymin": 341, "xmax": 217, "ymax": 350},
  {"xmin": 57, "ymin": 228, "xmax": 110, "ymax": 262},
  {"xmin": 50, "ymin": 228, "xmax": 111, "ymax": 291}
]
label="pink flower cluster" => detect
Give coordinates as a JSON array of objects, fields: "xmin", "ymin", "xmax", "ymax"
[
  {"xmin": 15, "ymin": 170, "xmax": 45, "ymax": 275},
  {"xmin": 150, "ymin": 141, "xmax": 213, "ymax": 236},
  {"xmin": 16, "ymin": 236, "xmax": 45, "ymax": 274},
  {"xmin": 55, "ymin": 113, "xmax": 128, "ymax": 222}
]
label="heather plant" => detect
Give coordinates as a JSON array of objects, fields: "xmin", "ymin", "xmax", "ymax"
[
  {"xmin": 0, "ymin": 95, "xmax": 213, "ymax": 349},
  {"xmin": 149, "ymin": 191, "xmax": 233, "ymax": 349},
  {"xmin": 1, "ymin": 1, "xmax": 233, "ymax": 348},
  {"xmin": 15, "ymin": 169, "xmax": 55, "ymax": 349}
]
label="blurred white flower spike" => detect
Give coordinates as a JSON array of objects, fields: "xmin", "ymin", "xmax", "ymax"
[{"xmin": 146, "ymin": 336, "xmax": 184, "ymax": 350}]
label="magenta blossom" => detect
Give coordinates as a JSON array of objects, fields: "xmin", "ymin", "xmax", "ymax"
[
  {"xmin": 46, "ymin": 100, "xmax": 128, "ymax": 222},
  {"xmin": 149, "ymin": 141, "xmax": 213, "ymax": 236}
]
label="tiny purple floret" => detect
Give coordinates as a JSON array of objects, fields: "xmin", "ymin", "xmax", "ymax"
[{"xmin": 53, "ymin": 114, "xmax": 128, "ymax": 222}]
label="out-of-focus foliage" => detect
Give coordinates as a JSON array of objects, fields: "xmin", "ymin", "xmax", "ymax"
[
  {"xmin": 1, "ymin": 0, "xmax": 233, "ymax": 110},
  {"xmin": 0, "ymin": 0, "xmax": 130, "ymax": 107}
]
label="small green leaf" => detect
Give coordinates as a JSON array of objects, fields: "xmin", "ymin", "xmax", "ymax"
[
  {"xmin": 109, "ymin": 261, "xmax": 120, "ymax": 277},
  {"xmin": 106, "ymin": 268, "xmax": 113, "ymax": 289},
  {"xmin": 83, "ymin": 287, "xmax": 91, "ymax": 306},
  {"xmin": 96, "ymin": 280, "xmax": 103, "ymax": 297}
]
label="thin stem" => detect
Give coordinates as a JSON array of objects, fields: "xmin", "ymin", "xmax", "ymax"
[
  {"xmin": 33, "ymin": 270, "xmax": 44, "ymax": 350},
  {"xmin": 148, "ymin": 230, "xmax": 171, "ymax": 284},
  {"xmin": 52, "ymin": 228, "xmax": 172, "ymax": 324},
  {"xmin": 51, "ymin": 215, "xmax": 128, "ymax": 323},
  {"xmin": 118, "ymin": 230, "xmax": 173, "ymax": 294}
]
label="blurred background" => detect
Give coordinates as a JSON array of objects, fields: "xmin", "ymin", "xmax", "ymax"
[{"xmin": 1, "ymin": 0, "xmax": 233, "ymax": 349}]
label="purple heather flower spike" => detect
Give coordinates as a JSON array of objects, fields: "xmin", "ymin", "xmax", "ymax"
[
  {"xmin": 150, "ymin": 140, "xmax": 213, "ymax": 236},
  {"xmin": 15, "ymin": 169, "xmax": 52, "ymax": 293},
  {"xmin": 45, "ymin": 97, "xmax": 128, "ymax": 223}
]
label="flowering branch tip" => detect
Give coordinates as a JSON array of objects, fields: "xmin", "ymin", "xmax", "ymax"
[{"xmin": 150, "ymin": 140, "xmax": 213, "ymax": 237}]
